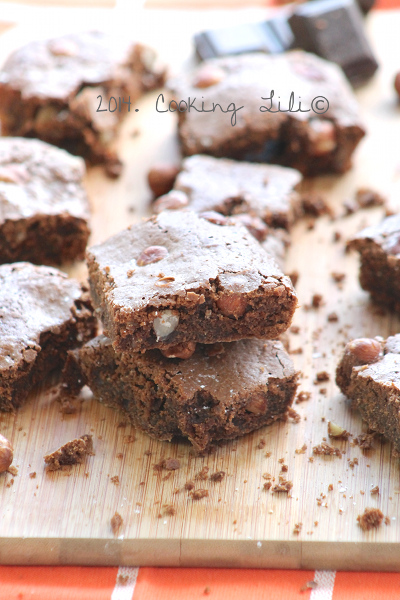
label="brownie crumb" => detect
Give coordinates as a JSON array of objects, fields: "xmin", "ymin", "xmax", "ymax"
[
  {"xmin": 110, "ymin": 475, "xmax": 120, "ymax": 485},
  {"xmin": 327, "ymin": 312, "xmax": 339, "ymax": 322},
  {"xmin": 385, "ymin": 516, "xmax": 391, "ymax": 525},
  {"xmin": 111, "ymin": 512, "xmax": 123, "ymax": 535},
  {"xmin": 312, "ymin": 294, "xmax": 324, "ymax": 308},
  {"xmin": 288, "ymin": 271, "xmax": 299, "ymax": 287},
  {"xmin": 163, "ymin": 504, "xmax": 176, "ymax": 516},
  {"xmin": 290, "ymin": 325, "xmax": 300, "ymax": 334},
  {"xmin": 348, "ymin": 458, "xmax": 359, "ymax": 468},
  {"xmin": 204, "ymin": 587, "xmax": 211, "ymax": 595},
  {"xmin": 315, "ymin": 371, "xmax": 330, "ymax": 383},
  {"xmin": 296, "ymin": 391, "xmax": 311, "ymax": 404},
  {"xmin": 295, "ymin": 444, "xmax": 307, "ymax": 454},
  {"xmin": 263, "ymin": 481, "xmax": 272, "ymax": 491},
  {"xmin": 164, "ymin": 458, "xmax": 181, "ymax": 470},
  {"xmin": 356, "ymin": 188, "xmax": 385, "ymax": 208},
  {"xmin": 273, "ymin": 479, "xmax": 293, "ymax": 493},
  {"xmin": 328, "ymin": 484, "xmax": 334, "ymax": 491},
  {"xmin": 333, "ymin": 231, "xmax": 341, "ymax": 242},
  {"xmin": 191, "ymin": 489, "xmax": 209, "ymax": 500},
  {"xmin": 287, "ymin": 407, "xmax": 301, "ymax": 423},
  {"xmin": 354, "ymin": 433, "xmax": 375, "ymax": 450},
  {"xmin": 116, "ymin": 453, "xmax": 123, "ymax": 459},
  {"xmin": 257, "ymin": 439, "xmax": 266, "ymax": 450},
  {"xmin": 281, "ymin": 464, "xmax": 288, "ymax": 472},
  {"xmin": 117, "ymin": 574, "xmax": 129, "ymax": 585},
  {"xmin": 357, "ymin": 507, "xmax": 384, "ymax": 531},
  {"xmin": 301, "ymin": 194, "xmax": 331, "ymax": 217},
  {"xmin": 371, "ymin": 485, "xmax": 380, "ymax": 496},
  {"xmin": 7, "ymin": 466, "xmax": 18, "ymax": 476},
  {"xmin": 44, "ymin": 434, "xmax": 93, "ymax": 471},
  {"xmin": 29, "ymin": 472, "xmax": 36, "ymax": 479},
  {"xmin": 184, "ymin": 480, "xmax": 195, "ymax": 491},
  {"xmin": 331, "ymin": 272, "xmax": 346, "ymax": 283},
  {"xmin": 300, "ymin": 581, "xmax": 318, "ymax": 593},
  {"xmin": 293, "ymin": 522, "xmax": 302, "ymax": 535},
  {"xmin": 210, "ymin": 471, "xmax": 226, "ymax": 482},
  {"xmin": 195, "ymin": 466, "xmax": 209, "ymax": 480},
  {"xmin": 313, "ymin": 443, "xmax": 342, "ymax": 458}
]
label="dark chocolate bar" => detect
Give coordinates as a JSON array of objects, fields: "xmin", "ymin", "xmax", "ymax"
[{"xmin": 289, "ymin": 0, "xmax": 378, "ymax": 85}]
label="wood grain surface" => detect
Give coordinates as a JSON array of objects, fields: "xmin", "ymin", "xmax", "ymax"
[{"xmin": 0, "ymin": 7, "xmax": 400, "ymax": 569}]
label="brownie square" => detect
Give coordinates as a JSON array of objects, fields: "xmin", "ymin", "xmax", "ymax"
[
  {"xmin": 172, "ymin": 155, "xmax": 302, "ymax": 229},
  {"xmin": 66, "ymin": 336, "xmax": 298, "ymax": 453},
  {"xmin": 0, "ymin": 262, "xmax": 97, "ymax": 411},
  {"xmin": 0, "ymin": 137, "xmax": 90, "ymax": 265},
  {"xmin": 86, "ymin": 210, "xmax": 298, "ymax": 352},
  {"xmin": 336, "ymin": 335, "xmax": 400, "ymax": 454},
  {"xmin": 349, "ymin": 214, "xmax": 400, "ymax": 312},
  {"xmin": 0, "ymin": 31, "xmax": 165, "ymax": 171},
  {"xmin": 167, "ymin": 50, "xmax": 365, "ymax": 175}
]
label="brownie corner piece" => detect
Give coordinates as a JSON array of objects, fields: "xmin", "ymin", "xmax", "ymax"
[
  {"xmin": 350, "ymin": 214, "xmax": 400, "ymax": 311},
  {"xmin": 0, "ymin": 31, "xmax": 166, "ymax": 169},
  {"xmin": 0, "ymin": 262, "xmax": 97, "ymax": 411},
  {"xmin": 86, "ymin": 210, "xmax": 298, "ymax": 352},
  {"xmin": 74, "ymin": 336, "xmax": 299, "ymax": 453},
  {"xmin": 167, "ymin": 50, "xmax": 365, "ymax": 175},
  {"xmin": 336, "ymin": 335, "xmax": 400, "ymax": 454},
  {"xmin": 0, "ymin": 137, "xmax": 90, "ymax": 266}
]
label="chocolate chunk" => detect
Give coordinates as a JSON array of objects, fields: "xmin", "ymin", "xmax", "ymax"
[{"xmin": 289, "ymin": 0, "xmax": 378, "ymax": 85}]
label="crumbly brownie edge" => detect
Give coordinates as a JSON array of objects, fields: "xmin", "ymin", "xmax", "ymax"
[
  {"xmin": 0, "ymin": 214, "xmax": 90, "ymax": 266},
  {"xmin": 0, "ymin": 286, "xmax": 97, "ymax": 411},
  {"xmin": 87, "ymin": 250, "xmax": 297, "ymax": 351}
]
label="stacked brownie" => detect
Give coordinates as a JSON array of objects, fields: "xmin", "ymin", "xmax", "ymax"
[{"xmin": 65, "ymin": 210, "xmax": 299, "ymax": 452}]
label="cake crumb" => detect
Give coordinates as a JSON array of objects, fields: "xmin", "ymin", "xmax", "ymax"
[
  {"xmin": 287, "ymin": 407, "xmax": 301, "ymax": 423},
  {"xmin": 44, "ymin": 434, "xmax": 93, "ymax": 471},
  {"xmin": 331, "ymin": 272, "xmax": 346, "ymax": 283},
  {"xmin": 195, "ymin": 466, "xmax": 209, "ymax": 480},
  {"xmin": 295, "ymin": 444, "xmax": 307, "ymax": 455},
  {"xmin": 263, "ymin": 481, "xmax": 272, "ymax": 491},
  {"xmin": 204, "ymin": 586, "xmax": 211, "ymax": 595},
  {"xmin": 327, "ymin": 312, "xmax": 339, "ymax": 322},
  {"xmin": 257, "ymin": 439, "xmax": 266, "ymax": 450},
  {"xmin": 273, "ymin": 479, "xmax": 293, "ymax": 493},
  {"xmin": 163, "ymin": 504, "xmax": 176, "ymax": 516},
  {"xmin": 191, "ymin": 489, "xmax": 209, "ymax": 500},
  {"xmin": 328, "ymin": 484, "xmax": 334, "ymax": 491},
  {"xmin": 7, "ymin": 466, "xmax": 18, "ymax": 476},
  {"xmin": 315, "ymin": 371, "xmax": 330, "ymax": 383},
  {"xmin": 357, "ymin": 508, "xmax": 384, "ymax": 531},
  {"xmin": 29, "ymin": 472, "xmax": 36, "ymax": 479},
  {"xmin": 312, "ymin": 294, "xmax": 324, "ymax": 308},
  {"xmin": 111, "ymin": 475, "xmax": 120, "ymax": 485},
  {"xmin": 111, "ymin": 512, "xmax": 123, "ymax": 535},
  {"xmin": 296, "ymin": 391, "xmax": 311, "ymax": 404},
  {"xmin": 313, "ymin": 443, "xmax": 342, "ymax": 458},
  {"xmin": 117, "ymin": 574, "xmax": 129, "ymax": 585},
  {"xmin": 300, "ymin": 580, "xmax": 318, "ymax": 592},
  {"xmin": 354, "ymin": 433, "xmax": 375, "ymax": 450},
  {"xmin": 293, "ymin": 522, "xmax": 302, "ymax": 535},
  {"xmin": 184, "ymin": 481, "xmax": 195, "ymax": 491},
  {"xmin": 371, "ymin": 485, "xmax": 379, "ymax": 496},
  {"xmin": 116, "ymin": 453, "xmax": 123, "ymax": 459},
  {"xmin": 210, "ymin": 471, "xmax": 225, "ymax": 482},
  {"xmin": 385, "ymin": 516, "xmax": 391, "ymax": 526}
]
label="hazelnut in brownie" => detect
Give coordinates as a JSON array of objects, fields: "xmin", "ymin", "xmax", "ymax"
[
  {"xmin": 349, "ymin": 214, "xmax": 400, "ymax": 312},
  {"xmin": 0, "ymin": 31, "xmax": 165, "ymax": 172},
  {"xmin": 0, "ymin": 137, "xmax": 90, "ymax": 265},
  {"xmin": 0, "ymin": 262, "xmax": 97, "ymax": 411},
  {"xmin": 86, "ymin": 210, "xmax": 298, "ymax": 353},
  {"xmin": 166, "ymin": 155, "xmax": 303, "ymax": 230},
  {"xmin": 167, "ymin": 51, "xmax": 365, "ymax": 175},
  {"xmin": 64, "ymin": 336, "xmax": 298, "ymax": 453},
  {"xmin": 336, "ymin": 335, "xmax": 400, "ymax": 454}
]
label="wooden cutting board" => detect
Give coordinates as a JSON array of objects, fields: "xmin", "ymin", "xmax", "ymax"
[{"xmin": 1, "ymin": 6, "xmax": 400, "ymax": 570}]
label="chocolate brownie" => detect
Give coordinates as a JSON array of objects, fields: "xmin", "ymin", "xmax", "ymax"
[
  {"xmin": 336, "ymin": 335, "xmax": 400, "ymax": 454},
  {"xmin": 0, "ymin": 137, "xmax": 90, "ymax": 265},
  {"xmin": 167, "ymin": 51, "xmax": 365, "ymax": 175},
  {"xmin": 349, "ymin": 215, "xmax": 400, "ymax": 312},
  {"xmin": 0, "ymin": 31, "xmax": 165, "ymax": 171},
  {"xmin": 64, "ymin": 336, "xmax": 298, "ymax": 453},
  {"xmin": 171, "ymin": 155, "xmax": 302, "ymax": 229},
  {"xmin": 86, "ymin": 210, "xmax": 298, "ymax": 352},
  {"xmin": 44, "ymin": 434, "xmax": 93, "ymax": 471},
  {"xmin": 0, "ymin": 262, "xmax": 97, "ymax": 411}
]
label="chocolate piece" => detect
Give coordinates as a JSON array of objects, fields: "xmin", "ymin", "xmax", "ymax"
[
  {"xmin": 65, "ymin": 336, "xmax": 298, "ymax": 453},
  {"xmin": 336, "ymin": 335, "xmax": 400, "ymax": 454},
  {"xmin": 167, "ymin": 51, "xmax": 365, "ymax": 175},
  {"xmin": 171, "ymin": 155, "xmax": 302, "ymax": 230},
  {"xmin": 289, "ymin": 0, "xmax": 378, "ymax": 85},
  {"xmin": 0, "ymin": 262, "xmax": 97, "ymax": 411},
  {"xmin": 44, "ymin": 434, "xmax": 93, "ymax": 471},
  {"xmin": 0, "ymin": 137, "xmax": 90, "ymax": 265},
  {"xmin": 349, "ymin": 214, "xmax": 400, "ymax": 312},
  {"xmin": 0, "ymin": 31, "xmax": 165, "ymax": 170},
  {"xmin": 86, "ymin": 210, "xmax": 297, "ymax": 352},
  {"xmin": 194, "ymin": 16, "xmax": 294, "ymax": 61}
]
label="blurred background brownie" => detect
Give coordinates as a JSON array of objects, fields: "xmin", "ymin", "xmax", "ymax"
[
  {"xmin": 0, "ymin": 262, "xmax": 97, "ymax": 412},
  {"xmin": 86, "ymin": 210, "xmax": 297, "ymax": 353},
  {"xmin": 65, "ymin": 336, "xmax": 299, "ymax": 453},
  {"xmin": 0, "ymin": 137, "xmax": 90, "ymax": 266},
  {"xmin": 167, "ymin": 51, "xmax": 365, "ymax": 175},
  {"xmin": 0, "ymin": 31, "xmax": 166, "ymax": 174},
  {"xmin": 349, "ymin": 214, "xmax": 400, "ymax": 312}
]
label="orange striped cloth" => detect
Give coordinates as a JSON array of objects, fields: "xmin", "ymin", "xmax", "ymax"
[{"xmin": 2, "ymin": 567, "xmax": 400, "ymax": 599}]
